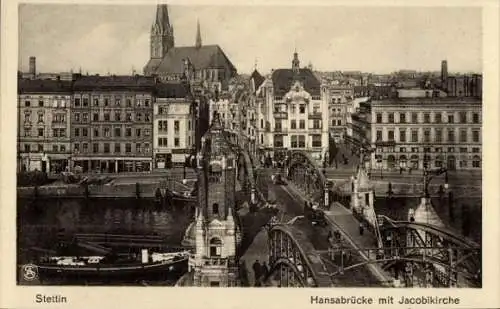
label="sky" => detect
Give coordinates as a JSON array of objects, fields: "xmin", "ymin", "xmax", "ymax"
[{"xmin": 18, "ymin": 4, "xmax": 482, "ymax": 75}]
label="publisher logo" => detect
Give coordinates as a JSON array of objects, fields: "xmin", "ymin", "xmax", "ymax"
[{"xmin": 21, "ymin": 264, "xmax": 38, "ymax": 281}]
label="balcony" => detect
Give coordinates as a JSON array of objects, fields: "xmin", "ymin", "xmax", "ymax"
[
  {"xmin": 308, "ymin": 127, "xmax": 322, "ymax": 133},
  {"xmin": 274, "ymin": 127, "xmax": 287, "ymax": 133},
  {"xmin": 308, "ymin": 112, "xmax": 322, "ymax": 119},
  {"xmin": 273, "ymin": 111, "xmax": 288, "ymax": 119}
]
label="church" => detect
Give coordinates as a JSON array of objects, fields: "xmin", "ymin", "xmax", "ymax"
[{"xmin": 143, "ymin": 5, "xmax": 237, "ymax": 90}]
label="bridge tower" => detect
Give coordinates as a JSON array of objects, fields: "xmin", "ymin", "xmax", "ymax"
[{"xmin": 191, "ymin": 112, "xmax": 239, "ymax": 287}]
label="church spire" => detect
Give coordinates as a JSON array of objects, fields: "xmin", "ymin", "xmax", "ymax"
[
  {"xmin": 155, "ymin": 4, "xmax": 170, "ymax": 32},
  {"xmin": 292, "ymin": 49, "xmax": 300, "ymax": 74},
  {"xmin": 195, "ymin": 19, "xmax": 202, "ymax": 48},
  {"xmin": 150, "ymin": 4, "xmax": 174, "ymax": 59}
]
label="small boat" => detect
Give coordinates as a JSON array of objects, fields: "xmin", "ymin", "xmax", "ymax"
[{"xmin": 35, "ymin": 250, "xmax": 190, "ymax": 281}]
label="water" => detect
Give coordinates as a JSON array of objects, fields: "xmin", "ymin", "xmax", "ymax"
[{"xmin": 17, "ymin": 197, "xmax": 194, "ymax": 267}]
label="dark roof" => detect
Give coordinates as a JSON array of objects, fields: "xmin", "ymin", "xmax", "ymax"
[
  {"xmin": 250, "ymin": 69, "xmax": 265, "ymax": 90},
  {"xmin": 371, "ymin": 97, "xmax": 482, "ymax": 106},
  {"xmin": 18, "ymin": 79, "xmax": 72, "ymax": 94},
  {"xmin": 271, "ymin": 68, "xmax": 321, "ymax": 96},
  {"xmin": 144, "ymin": 45, "xmax": 236, "ymax": 75},
  {"xmin": 155, "ymin": 82, "xmax": 190, "ymax": 98},
  {"xmin": 73, "ymin": 75, "xmax": 156, "ymax": 91}
]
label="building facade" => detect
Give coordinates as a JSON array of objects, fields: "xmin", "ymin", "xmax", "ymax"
[
  {"xmin": 153, "ymin": 82, "xmax": 195, "ymax": 168},
  {"xmin": 18, "ymin": 79, "xmax": 73, "ymax": 173},
  {"xmin": 369, "ymin": 98, "xmax": 482, "ymax": 171},
  {"xmin": 191, "ymin": 113, "xmax": 239, "ymax": 287},
  {"xmin": 327, "ymin": 85, "xmax": 353, "ymax": 142},
  {"xmin": 255, "ymin": 51, "xmax": 329, "ymax": 163},
  {"xmin": 71, "ymin": 75, "xmax": 156, "ymax": 173}
]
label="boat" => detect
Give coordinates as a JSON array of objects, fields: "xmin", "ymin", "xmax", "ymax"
[{"xmin": 35, "ymin": 250, "xmax": 190, "ymax": 281}]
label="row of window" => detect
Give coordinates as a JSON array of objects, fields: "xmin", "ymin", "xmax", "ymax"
[
  {"xmin": 272, "ymin": 134, "xmax": 322, "ymax": 148},
  {"xmin": 74, "ymin": 142, "xmax": 151, "ymax": 154},
  {"xmin": 274, "ymin": 103, "xmax": 322, "ymax": 115},
  {"xmin": 331, "ymin": 119, "xmax": 343, "ymax": 126},
  {"xmin": 23, "ymin": 128, "xmax": 67, "ymax": 138},
  {"xmin": 74, "ymin": 127, "xmax": 151, "ymax": 138},
  {"xmin": 23, "ymin": 144, "xmax": 67, "ymax": 153},
  {"xmin": 375, "ymin": 128, "xmax": 481, "ymax": 143},
  {"xmin": 375, "ymin": 146, "xmax": 481, "ymax": 154},
  {"xmin": 73, "ymin": 97, "xmax": 151, "ymax": 108},
  {"xmin": 373, "ymin": 155, "xmax": 481, "ymax": 168},
  {"xmin": 157, "ymin": 136, "xmax": 191, "ymax": 148},
  {"xmin": 23, "ymin": 99, "xmax": 68, "ymax": 108},
  {"xmin": 74, "ymin": 112, "xmax": 151, "ymax": 123},
  {"xmin": 375, "ymin": 111, "xmax": 481, "ymax": 124},
  {"xmin": 158, "ymin": 120, "xmax": 190, "ymax": 132}
]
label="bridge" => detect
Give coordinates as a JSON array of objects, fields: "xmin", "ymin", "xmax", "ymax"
[{"xmin": 235, "ymin": 148, "xmax": 481, "ymax": 288}]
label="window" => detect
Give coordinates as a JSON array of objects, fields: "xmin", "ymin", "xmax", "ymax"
[
  {"xmin": 93, "ymin": 98, "xmax": 99, "ymax": 106},
  {"xmin": 472, "ymin": 147, "xmax": 480, "ymax": 153},
  {"xmin": 388, "ymin": 113, "xmax": 394, "ymax": 123},
  {"xmin": 174, "ymin": 138, "xmax": 180, "ymax": 147},
  {"xmin": 448, "ymin": 114, "xmax": 454, "ymax": 123},
  {"xmin": 94, "ymin": 128, "xmax": 99, "ymax": 137},
  {"xmin": 298, "ymin": 135, "xmax": 306, "ymax": 148},
  {"xmin": 104, "ymin": 113, "xmax": 110, "ymax": 121},
  {"xmin": 460, "ymin": 112, "xmax": 467, "ymax": 123},
  {"xmin": 435, "ymin": 129, "xmax": 442, "ymax": 142},
  {"xmin": 473, "ymin": 113, "xmax": 479, "ymax": 124},
  {"xmin": 174, "ymin": 121, "xmax": 180, "ymax": 133},
  {"xmin": 459, "ymin": 130, "xmax": 467, "ymax": 142},
  {"xmin": 159, "ymin": 120, "xmax": 168, "ymax": 132},
  {"xmin": 38, "ymin": 113, "xmax": 44, "ymax": 123},
  {"xmin": 472, "ymin": 156, "xmax": 481, "ymax": 168},
  {"xmin": 376, "ymin": 130, "xmax": 382, "ymax": 141},
  {"xmin": 74, "ymin": 143, "xmax": 80, "ymax": 153},
  {"xmin": 447, "ymin": 130, "xmax": 455, "ymax": 142},
  {"xmin": 24, "ymin": 144, "xmax": 31, "ymax": 152},
  {"xmin": 260, "ymin": 119, "xmax": 263, "ymax": 129},
  {"xmin": 188, "ymin": 121, "xmax": 191, "ymax": 130},
  {"xmin": 411, "ymin": 130, "xmax": 418, "ymax": 142},
  {"xmin": 38, "ymin": 144, "xmax": 43, "ymax": 152},
  {"xmin": 93, "ymin": 113, "xmax": 99, "ymax": 121},
  {"xmin": 82, "ymin": 143, "xmax": 88, "ymax": 152},
  {"xmin": 52, "ymin": 145, "xmax": 58, "ymax": 152},
  {"xmin": 104, "ymin": 127, "xmax": 110, "ymax": 137},
  {"xmin": 145, "ymin": 99, "xmax": 150, "ymax": 107},
  {"xmin": 459, "ymin": 147, "xmax": 468, "ymax": 153},
  {"xmin": 74, "ymin": 113, "xmax": 80, "ymax": 122},
  {"xmin": 103, "ymin": 143, "xmax": 110, "ymax": 153},
  {"xmin": 38, "ymin": 128, "xmax": 44, "ymax": 137},
  {"xmin": 82, "ymin": 113, "xmax": 89, "ymax": 122},
  {"xmin": 412, "ymin": 113, "xmax": 418, "ymax": 123},
  {"xmin": 112, "ymin": 127, "xmax": 120, "ymax": 137},
  {"xmin": 423, "ymin": 113, "xmax": 430, "ymax": 123},
  {"xmin": 144, "ymin": 143, "xmax": 150, "ymax": 153},
  {"xmin": 274, "ymin": 120, "xmax": 282, "ymax": 132},
  {"xmin": 38, "ymin": 100, "xmax": 44, "ymax": 107},
  {"xmin": 158, "ymin": 137, "xmax": 168, "ymax": 147},
  {"xmin": 299, "ymin": 104, "xmax": 305, "ymax": 114},
  {"xmin": 299, "ymin": 120, "xmax": 305, "ymax": 129},
  {"xmin": 126, "ymin": 98, "xmax": 132, "ymax": 107},
  {"xmin": 145, "ymin": 113, "xmax": 151, "ymax": 122},
  {"xmin": 337, "ymin": 119, "xmax": 342, "ymax": 126},
  {"xmin": 126, "ymin": 128, "xmax": 132, "ymax": 137},
  {"xmin": 82, "ymin": 128, "xmax": 88, "ymax": 137},
  {"xmin": 399, "ymin": 129, "xmax": 406, "ymax": 142},
  {"xmin": 125, "ymin": 143, "xmax": 132, "ymax": 153},
  {"xmin": 136, "ymin": 143, "xmax": 142, "ymax": 153},
  {"xmin": 399, "ymin": 113, "xmax": 406, "ymax": 123},
  {"xmin": 115, "ymin": 98, "xmax": 121, "ymax": 106},
  {"xmin": 312, "ymin": 135, "xmax": 322, "ymax": 147},
  {"xmin": 472, "ymin": 130, "xmax": 480, "ymax": 142},
  {"xmin": 388, "ymin": 130, "xmax": 394, "ymax": 141},
  {"xmin": 82, "ymin": 98, "xmax": 89, "ymax": 107},
  {"xmin": 74, "ymin": 98, "xmax": 80, "ymax": 107},
  {"xmin": 126, "ymin": 113, "xmax": 132, "ymax": 121},
  {"xmin": 74, "ymin": 128, "xmax": 80, "ymax": 137},
  {"xmin": 93, "ymin": 143, "xmax": 99, "ymax": 153},
  {"xmin": 291, "ymin": 135, "xmax": 298, "ymax": 148},
  {"xmin": 313, "ymin": 119, "xmax": 321, "ymax": 129},
  {"xmin": 114, "ymin": 112, "xmax": 121, "ymax": 121},
  {"xmin": 136, "ymin": 113, "xmax": 142, "ymax": 122},
  {"xmin": 273, "ymin": 135, "xmax": 284, "ymax": 147},
  {"xmin": 136, "ymin": 129, "xmax": 141, "ymax": 137},
  {"xmin": 114, "ymin": 143, "xmax": 121, "ymax": 153},
  {"xmin": 24, "ymin": 113, "xmax": 31, "ymax": 123},
  {"xmin": 423, "ymin": 130, "xmax": 431, "ymax": 143},
  {"xmin": 291, "ymin": 105, "xmax": 296, "ymax": 114},
  {"xmin": 291, "ymin": 120, "xmax": 296, "ymax": 129},
  {"xmin": 435, "ymin": 113, "xmax": 442, "ymax": 124},
  {"xmin": 23, "ymin": 128, "xmax": 31, "ymax": 137},
  {"xmin": 447, "ymin": 147, "xmax": 454, "ymax": 153},
  {"xmin": 376, "ymin": 113, "xmax": 382, "ymax": 123},
  {"xmin": 104, "ymin": 98, "xmax": 109, "ymax": 107}
]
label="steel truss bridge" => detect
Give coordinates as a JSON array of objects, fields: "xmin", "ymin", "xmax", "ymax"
[{"xmin": 252, "ymin": 150, "xmax": 481, "ymax": 288}]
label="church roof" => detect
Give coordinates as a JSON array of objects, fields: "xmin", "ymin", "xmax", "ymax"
[
  {"xmin": 155, "ymin": 82, "xmax": 190, "ymax": 98},
  {"xmin": 271, "ymin": 68, "xmax": 321, "ymax": 96},
  {"xmin": 250, "ymin": 69, "xmax": 265, "ymax": 90},
  {"xmin": 144, "ymin": 45, "xmax": 237, "ymax": 75}
]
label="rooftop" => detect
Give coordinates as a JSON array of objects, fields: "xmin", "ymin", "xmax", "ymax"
[
  {"xmin": 155, "ymin": 82, "xmax": 190, "ymax": 99},
  {"xmin": 18, "ymin": 79, "xmax": 72, "ymax": 94},
  {"xmin": 371, "ymin": 97, "xmax": 482, "ymax": 106},
  {"xmin": 271, "ymin": 68, "xmax": 321, "ymax": 96},
  {"xmin": 73, "ymin": 75, "xmax": 156, "ymax": 91}
]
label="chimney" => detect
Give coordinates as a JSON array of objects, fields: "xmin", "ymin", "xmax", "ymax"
[{"xmin": 29, "ymin": 56, "xmax": 36, "ymax": 78}]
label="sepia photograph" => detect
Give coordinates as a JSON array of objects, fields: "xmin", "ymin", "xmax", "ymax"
[{"xmin": 14, "ymin": 3, "xmax": 485, "ymax": 289}]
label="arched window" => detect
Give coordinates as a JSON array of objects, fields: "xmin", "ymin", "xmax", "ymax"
[
  {"xmin": 387, "ymin": 155, "xmax": 396, "ymax": 169},
  {"xmin": 212, "ymin": 203, "xmax": 219, "ymax": 215},
  {"xmin": 209, "ymin": 237, "xmax": 222, "ymax": 257}
]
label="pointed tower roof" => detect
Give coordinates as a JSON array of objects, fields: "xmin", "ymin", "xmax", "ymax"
[
  {"xmin": 154, "ymin": 4, "xmax": 171, "ymax": 32},
  {"xmin": 195, "ymin": 19, "xmax": 202, "ymax": 48}
]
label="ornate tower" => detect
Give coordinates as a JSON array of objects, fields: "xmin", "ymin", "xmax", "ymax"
[
  {"xmin": 192, "ymin": 112, "xmax": 239, "ymax": 287},
  {"xmin": 195, "ymin": 19, "xmax": 202, "ymax": 49},
  {"xmin": 292, "ymin": 49, "xmax": 300, "ymax": 74},
  {"xmin": 150, "ymin": 4, "xmax": 175, "ymax": 59}
]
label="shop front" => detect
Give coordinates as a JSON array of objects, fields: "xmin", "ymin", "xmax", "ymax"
[
  {"xmin": 72, "ymin": 157, "xmax": 153, "ymax": 173},
  {"xmin": 155, "ymin": 153, "xmax": 172, "ymax": 169}
]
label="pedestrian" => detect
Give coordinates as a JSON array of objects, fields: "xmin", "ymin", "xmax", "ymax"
[
  {"xmin": 252, "ymin": 259, "xmax": 262, "ymax": 283},
  {"xmin": 261, "ymin": 262, "xmax": 269, "ymax": 281},
  {"xmin": 399, "ymin": 167, "xmax": 403, "ymax": 175},
  {"xmin": 359, "ymin": 222, "xmax": 364, "ymax": 235}
]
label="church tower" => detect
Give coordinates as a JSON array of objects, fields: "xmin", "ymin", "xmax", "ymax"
[
  {"xmin": 292, "ymin": 49, "xmax": 300, "ymax": 74},
  {"xmin": 150, "ymin": 4, "xmax": 175, "ymax": 59},
  {"xmin": 192, "ymin": 112, "xmax": 239, "ymax": 287}
]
